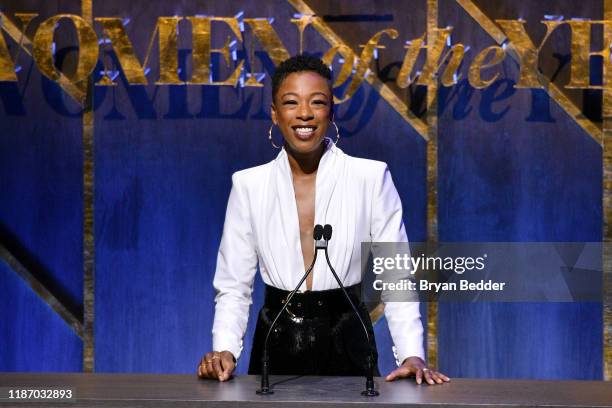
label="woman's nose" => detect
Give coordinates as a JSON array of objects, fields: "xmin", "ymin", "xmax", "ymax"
[{"xmin": 297, "ymin": 103, "xmax": 314, "ymax": 120}]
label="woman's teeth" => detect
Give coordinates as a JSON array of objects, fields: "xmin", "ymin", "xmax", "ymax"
[{"xmin": 295, "ymin": 127, "xmax": 315, "ymax": 137}]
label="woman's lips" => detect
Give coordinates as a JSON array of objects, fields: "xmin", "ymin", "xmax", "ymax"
[{"xmin": 293, "ymin": 126, "xmax": 317, "ymax": 140}]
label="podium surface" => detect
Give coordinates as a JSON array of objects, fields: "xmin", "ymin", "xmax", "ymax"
[{"xmin": 0, "ymin": 373, "xmax": 610, "ymax": 407}]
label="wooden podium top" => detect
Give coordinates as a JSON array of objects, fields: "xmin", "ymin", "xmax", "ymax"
[{"xmin": 0, "ymin": 372, "xmax": 610, "ymax": 407}]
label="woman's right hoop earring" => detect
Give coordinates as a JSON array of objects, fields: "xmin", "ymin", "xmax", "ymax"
[
  {"xmin": 331, "ymin": 121, "xmax": 340, "ymax": 145},
  {"xmin": 268, "ymin": 124, "xmax": 283, "ymax": 149}
]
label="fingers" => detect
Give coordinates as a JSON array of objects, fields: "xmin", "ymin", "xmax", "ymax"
[
  {"xmin": 385, "ymin": 366, "xmax": 411, "ymax": 382},
  {"xmin": 423, "ymin": 368, "xmax": 435, "ymax": 385},
  {"xmin": 211, "ymin": 355, "xmax": 224, "ymax": 380},
  {"xmin": 198, "ymin": 352, "xmax": 217, "ymax": 380},
  {"xmin": 422, "ymin": 369, "xmax": 451, "ymax": 385},
  {"xmin": 219, "ymin": 353, "xmax": 236, "ymax": 382},
  {"xmin": 385, "ymin": 364, "xmax": 451, "ymax": 385},
  {"xmin": 430, "ymin": 371, "xmax": 444, "ymax": 384},
  {"xmin": 198, "ymin": 352, "xmax": 237, "ymax": 381},
  {"xmin": 435, "ymin": 371, "xmax": 451, "ymax": 382},
  {"xmin": 197, "ymin": 357, "xmax": 207, "ymax": 378},
  {"xmin": 385, "ymin": 368, "xmax": 399, "ymax": 382}
]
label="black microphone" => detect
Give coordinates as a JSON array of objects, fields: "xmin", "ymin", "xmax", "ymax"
[
  {"xmin": 256, "ymin": 226, "xmax": 321, "ymax": 395},
  {"xmin": 321, "ymin": 224, "xmax": 379, "ymax": 397},
  {"xmin": 314, "ymin": 224, "xmax": 324, "ymax": 240},
  {"xmin": 322, "ymin": 224, "xmax": 332, "ymax": 241},
  {"xmin": 314, "ymin": 224, "xmax": 326, "ymax": 249},
  {"xmin": 256, "ymin": 224, "xmax": 379, "ymax": 396}
]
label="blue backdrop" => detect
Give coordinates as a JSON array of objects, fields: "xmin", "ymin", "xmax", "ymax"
[{"xmin": 0, "ymin": 0, "xmax": 603, "ymax": 379}]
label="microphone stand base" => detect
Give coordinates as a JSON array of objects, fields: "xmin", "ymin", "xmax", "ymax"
[
  {"xmin": 256, "ymin": 388, "xmax": 274, "ymax": 395},
  {"xmin": 361, "ymin": 389, "xmax": 380, "ymax": 397}
]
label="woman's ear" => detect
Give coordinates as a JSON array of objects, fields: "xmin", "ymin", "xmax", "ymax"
[{"xmin": 271, "ymin": 103, "xmax": 278, "ymax": 125}]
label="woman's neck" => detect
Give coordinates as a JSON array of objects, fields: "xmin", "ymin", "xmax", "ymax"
[{"xmin": 285, "ymin": 141, "xmax": 326, "ymax": 178}]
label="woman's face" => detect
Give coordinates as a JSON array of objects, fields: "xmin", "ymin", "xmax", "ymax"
[{"xmin": 271, "ymin": 71, "xmax": 333, "ymax": 155}]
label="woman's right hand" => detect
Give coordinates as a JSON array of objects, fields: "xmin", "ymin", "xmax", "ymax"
[{"xmin": 197, "ymin": 351, "xmax": 236, "ymax": 381}]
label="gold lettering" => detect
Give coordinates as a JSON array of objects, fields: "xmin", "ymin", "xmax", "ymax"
[
  {"xmin": 440, "ymin": 43, "xmax": 465, "ymax": 87},
  {"xmin": 0, "ymin": 13, "xmax": 38, "ymax": 81},
  {"xmin": 321, "ymin": 44, "xmax": 356, "ymax": 103},
  {"xmin": 32, "ymin": 14, "xmax": 98, "ymax": 86},
  {"xmin": 397, "ymin": 30, "xmax": 464, "ymax": 88},
  {"xmin": 0, "ymin": 22, "xmax": 17, "ymax": 81},
  {"xmin": 244, "ymin": 34, "xmax": 263, "ymax": 88},
  {"xmin": 155, "ymin": 16, "xmax": 182, "ymax": 85},
  {"xmin": 416, "ymin": 27, "xmax": 464, "ymax": 87},
  {"xmin": 94, "ymin": 17, "xmax": 147, "ymax": 85},
  {"xmin": 468, "ymin": 45, "xmax": 505, "ymax": 89},
  {"xmin": 291, "ymin": 14, "xmax": 314, "ymax": 55},
  {"xmin": 342, "ymin": 29, "xmax": 397, "ymax": 101},
  {"xmin": 496, "ymin": 19, "xmax": 563, "ymax": 88},
  {"xmin": 12, "ymin": 13, "xmax": 37, "ymax": 69},
  {"xmin": 566, "ymin": 20, "xmax": 612, "ymax": 89},
  {"xmin": 397, "ymin": 34, "xmax": 425, "ymax": 88},
  {"xmin": 188, "ymin": 16, "xmax": 244, "ymax": 86},
  {"xmin": 244, "ymin": 18, "xmax": 290, "ymax": 67}
]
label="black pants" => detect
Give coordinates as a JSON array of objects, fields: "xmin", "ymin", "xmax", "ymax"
[{"xmin": 248, "ymin": 284, "xmax": 380, "ymax": 376}]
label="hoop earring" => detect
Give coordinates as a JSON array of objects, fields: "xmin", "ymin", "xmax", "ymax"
[
  {"xmin": 268, "ymin": 124, "xmax": 283, "ymax": 149},
  {"xmin": 331, "ymin": 121, "xmax": 340, "ymax": 145}
]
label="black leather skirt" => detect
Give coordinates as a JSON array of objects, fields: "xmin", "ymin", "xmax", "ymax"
[{"xmin": 248, "ymin": 283, "xmax": 380, "ymax": 376}]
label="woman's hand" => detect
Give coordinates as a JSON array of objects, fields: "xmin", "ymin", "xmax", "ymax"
[
  {"xmin": 197, "ymin": 351, "xmax": 236, "ymax": 381},
  {"xmin": 385, "ymin": 356, "xmax": 450, "ymax": 385}
]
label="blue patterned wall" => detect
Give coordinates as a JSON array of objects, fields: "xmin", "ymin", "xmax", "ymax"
[{"xmin": 0, "ymin": 0, "xmax": 603, "ymax": 379}]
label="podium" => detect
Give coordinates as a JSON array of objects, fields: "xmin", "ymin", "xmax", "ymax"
[{"xmin": 0, "ymin": 373, "xmax": 610, "ymax": 407}]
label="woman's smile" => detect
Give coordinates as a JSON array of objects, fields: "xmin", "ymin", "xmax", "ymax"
[
  {"xmin": 292, "ymin": 125, "xmax": 318, "ymax": 140},
  {"xmin": 271, "ymin": 71, "xmax": 333, "ymax": 157}
]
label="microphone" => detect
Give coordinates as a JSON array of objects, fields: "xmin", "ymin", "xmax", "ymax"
[
  {"xmin": 320, "ymin": 224, "xmax": 379, "ymax": 397},
  {"xmin": 314, "ymin": 224, "xmax": 326, "ymax": 249},
  {"xmin": 256, "ymin": 227, "xmax": 320, "ymax": 395},
  {"xmin": 322, "ymin": 224, "xmax": 332, "ymax": 241},
  {"xmin": 256, "ymin": 224, "xmax": 379, "ymax": 397}
]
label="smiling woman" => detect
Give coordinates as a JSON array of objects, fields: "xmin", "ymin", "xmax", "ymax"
[
  {"xmin": 271, "ymin": 68, "xmax": 333, "ymax": 157},
  {"xmin": 197, "ymin": 55, "xmax": 449, "ymax": 385}
]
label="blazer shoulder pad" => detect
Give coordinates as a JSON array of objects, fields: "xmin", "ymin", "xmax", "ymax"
[
  {"xmin": 346, "ymin": 156, "xmax": 389, "ymax": 181},
  {"xmin": 231, "ymin": 162, "xmax": 273, "ymax": 187}
]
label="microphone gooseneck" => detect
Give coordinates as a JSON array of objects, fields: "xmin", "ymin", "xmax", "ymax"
[
  {"xmin": 320, "ymin": 225, "xmax": 379, "ymax": 397},
  {"xmin": 256, "ymin": 224, "xmax": 379, "ymax": 396},
  {"xmin": 256, "ymin": 233, "xmax": 319, "ymax": 395}
]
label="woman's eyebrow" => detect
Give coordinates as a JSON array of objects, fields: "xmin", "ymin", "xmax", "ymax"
[
  {"xmin": 310, "ymin": 91, "xmax": 329, "ymax": 98},
  {"xmin": 281, "ymin": 91, "xmax": 329, "ymax": 98}
]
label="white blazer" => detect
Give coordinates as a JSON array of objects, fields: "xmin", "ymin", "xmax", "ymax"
[{"xmin": 212, "ymin": 140, "xmax": 425, "ymax": 365}]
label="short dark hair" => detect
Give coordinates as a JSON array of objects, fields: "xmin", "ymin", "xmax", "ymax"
[{"xmin": 271, "ymin": 54, "xmax": 332, "ymax": 103}]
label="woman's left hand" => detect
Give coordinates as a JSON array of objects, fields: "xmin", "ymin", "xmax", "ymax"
[{"xmin": 385, "ymin": 356, "xmax": 450, "ymax": 385}]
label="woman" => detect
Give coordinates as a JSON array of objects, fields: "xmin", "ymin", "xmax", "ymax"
[{"xmin": 198, "ymin": 55, "xmax": 449, "ymax": 385}]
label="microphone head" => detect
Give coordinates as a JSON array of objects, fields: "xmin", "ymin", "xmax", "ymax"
[
  {"xmin": 323, "ymin": 224, "xmax": 332, "ymax": 240},
  {"xmin": 313, "ymin": 224, "xmax": 323, "ymax": 240}
]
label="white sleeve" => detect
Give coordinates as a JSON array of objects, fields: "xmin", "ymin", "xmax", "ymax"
[
  {"xmin": 211, "ymin": 173, "xmax": 258, "ymax": 360},
  {"xmin": 370, "ymin": 164, "xmax": 425, "ymax": 365}
]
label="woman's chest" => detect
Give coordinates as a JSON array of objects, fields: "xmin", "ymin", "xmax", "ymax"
[{"xmin": 249, "ymin": 171, "xmax": 372, "ymax": 248}]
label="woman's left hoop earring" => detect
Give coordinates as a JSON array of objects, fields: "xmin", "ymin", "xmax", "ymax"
[
  {"xmin": 268, "ymin": 124, "xmax": 283, "ymax": 149},
  {"xmin": 331, "ymin": 121, "xmax": 340, "ymax": 145}
]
